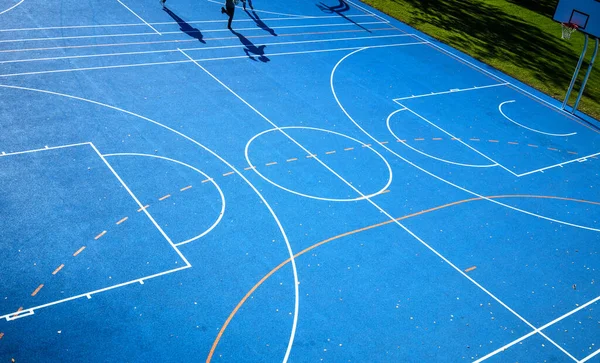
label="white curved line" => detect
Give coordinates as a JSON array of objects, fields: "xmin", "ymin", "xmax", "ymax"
[
  {"xmin": 0, "ymin": 0, "xmax": 24, "ymax": 15},
  {"xmin": 499, "ymin": 100, "xmax": 577, "ymax": 137},
  {"xmin": 386, "ymin": 109, "xmax": 497, "ymax": 168},
  {"xmin": 102, "ymin": 153, "xmax": 226, "ymax": 246},
  {"xmin": 245, "ymin": 126, "xmax": 393, "ymax": 202},
  {"xmin": 0, "ymin": 83, "xmax": 300, "ymax": 361},
  {"xmin": 330, "ymin": 48, "xmax": 600, "ymax": 232},
  {"xmin": 206, "ymin": 0, "xmax": 307, "ymax": 18}
]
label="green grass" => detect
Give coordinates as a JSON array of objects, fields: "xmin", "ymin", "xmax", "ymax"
[{"xmin": 361, "ymin": 0, "xmax": 600, "ymax": 120}]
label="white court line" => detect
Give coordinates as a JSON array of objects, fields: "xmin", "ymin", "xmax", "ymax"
[
  {"xmin": 0, "ymin": 33, "xmax": 412, "ymax": 65},
  {"xmin": 475, "ymin": 295, "xmax": 600, "ymax": 362},
  {"xmin": 345, "ymin": 0, "xmax": 389, "ymax": 24},
  {"xmin": 205, "ymin": 0, "xmax": 304, "ymax": 18},
  {"xmin": 103, "ymin": 153, "xmax": 226, "ymax": 247},
  {"xmin": 581, "ymin": 348, "xmax": 600, "ymax": 363},
  {"xmin": 116, "ymin": 0, "xmax": 161, "ymax": 35},
  {"xmin": 0, "ymin": 142, "xmax": 91, "ymax": 157},
  {"xmin": 0, "ymin": 20, "xmax": 386, "ymax": 44},
  {"xmin": 516, "ymin": 151, "xmax": 600, "ymax": 177},
  {"xmin": 0, "ymin": 41, "xmax": 426, "ymax": 78},
  {"xmin": 499, "ymin": 100, "xmax": 577, "ymax": 137},
  {"xmin": 0, "ymin": 0, "xmax": 24, "ymax": 15},
  {"xmin": 0, "ymin": 14, "xmax": 376, "ymax": 32},
  {"xmin": 180, "ymin": 48, "xmax": 576, "ymax": 363},
  {"xmin": 90, "ymin": 143, "xmax": 190, "ymax": 267},
  {"xmin": 330, "ymin": 47, "xmax": 597, "ymax": 362},
  {"xmin": 0, "ymin": 83, "xmax": 300, "ymax": 362},
  {"xmin": 393, "ymin": 83, "xmax": 509, "ymax": 102},
  {"xmin": 396, "ymin": 102, "xmax": 520, "ymax": 176},
  {"xmin": 386, "ymin": 109, "xmax": 497, "ymax": 168},
  {"xmin": 0, "ymin": 27, "xmax": 400, "ymax": 54},
  {"xmin": 1, "ymin": 265, "xmax": 190, "ymax": 321},
  {"xmin": 413, "ymin": 35, "xmax": 600, "ymax": 134}
]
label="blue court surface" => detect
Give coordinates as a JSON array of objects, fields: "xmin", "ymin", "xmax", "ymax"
[{"xmin": 0, "ymin": 0, "xmax": 599, "ymax": 362}]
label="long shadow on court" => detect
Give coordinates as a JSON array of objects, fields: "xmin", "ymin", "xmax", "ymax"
[
  {"xmin": 390, "ymin": 0, "xmax": 599, "ymax": 108},
  {"xmin": 317, "ymin": 0, "xmax": 372, "ymax": 32},
  {"xmin": 245, "ymin": 9, "xmax": 277, "ymax": 36},
  {"xmin": 231, "ymin": 29, "xmax": 269, "ymax": 62},
  {"xmin": 163, "ymin": 7, "xmax": 205, "ymax": 43}
]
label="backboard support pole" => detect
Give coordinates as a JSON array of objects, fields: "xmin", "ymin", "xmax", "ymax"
[
  {"xmin": 572, "ymin": 37, "xmax": 599, "ymax": 113},
  {"xmin": 562, "ymin": 34, "xmax": 589, "ymax": 110}
]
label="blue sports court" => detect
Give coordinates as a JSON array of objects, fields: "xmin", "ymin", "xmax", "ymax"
[{"xmin": 0, "ymin": 0, "xmax": 599, "ymax": 362}]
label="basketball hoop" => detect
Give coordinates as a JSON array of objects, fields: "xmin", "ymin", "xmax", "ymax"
[{"xmin": 561, "ymin": 23, "xmax": 579, "ymax": 40}]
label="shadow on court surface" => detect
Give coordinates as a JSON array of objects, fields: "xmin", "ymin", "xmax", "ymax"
[
  {"xmin": 230, "ymin": 29, "xmax": 269, "ymax": 62},
  {"xmin": 245, "ymin": 9, "xmax": 277, "ymax": 36},
  {"xmin": 163, "ymin": 7, "xmax": 206, "ymax": 43},
  {"xmin": 317, "ymin": 0, "xmax": 372, "ymax": 32}
]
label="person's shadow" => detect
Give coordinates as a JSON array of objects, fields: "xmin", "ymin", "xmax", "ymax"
[
  {"xmin": 231, "ymin": 29, "xmax": 269, "ymax": 62},
  {"xmin": 246, "ymin": 9, "xmax": 276, "ymax": 36},
  {"xmin": 317, "ymin": 0, "xmax": 371, "ymax": 32},
  {"xmin": 163, "ymin": 7, "xmax": 205, "ymax": 43}
]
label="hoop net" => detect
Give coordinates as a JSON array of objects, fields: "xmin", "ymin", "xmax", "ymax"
[{"xmin": 561, "ymin": 23, "xmax": 578, "ymax": 40}]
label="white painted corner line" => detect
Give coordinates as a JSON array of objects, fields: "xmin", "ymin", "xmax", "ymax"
[
  {"xmin": 116, "ymin": 0, "xmax": 161, "ymax": 35},
  {"xmin": 499, "ymin": 100, "xmax": 577, "ymax": 137}
]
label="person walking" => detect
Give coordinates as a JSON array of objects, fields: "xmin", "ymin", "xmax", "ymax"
[{"xmin": 221, "ymin": 0, "xmax": 236, "ymax": 29}]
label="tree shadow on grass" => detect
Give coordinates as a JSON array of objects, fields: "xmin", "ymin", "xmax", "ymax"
[{"xmin": 392, "ymin": 0, "xmax": 599, "ymax": 105}]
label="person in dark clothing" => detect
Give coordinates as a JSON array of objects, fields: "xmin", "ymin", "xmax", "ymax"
[{"xmin": 221, "ymin": 0, "xmax": 236, "ymax": 29}]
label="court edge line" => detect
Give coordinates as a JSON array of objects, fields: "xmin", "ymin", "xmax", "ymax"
[
  {"xmin": 116, "ymin": 0, "xmax": 161, "ymax": 35},
  {"xmin": 0, "ymin": 42, "xmax": 426, "ymax": 78},
  {"xmin": 0, "ymin": 20, "xmax": 386, "ymax": 43},
  {"xmin": 204, "ymin": 0, "xmax": 305, "ymax": 18},
  {"xmin": 0, "ymin": 84, "xmax": 299, "ymax": 348},
  {"xmin": 0, "ymin": 33, "xmax": 412, "ymax": 65},
  {"xmin": 180, "ymin": 49, "xmax": 575, "ymax": 363},
  {"xmin": 580, "ymin": 348, "xmax": 600, "ymax": 363},
  {"xmin": 331, "ymin": 47, "xmax": 590, "ymax": 362},
  {"xmin": 516, "ymin": 150, "xmax": 600, "ymax": 177},
  {"xmin": 499, "ymin": 100, "xmax": 577, "ymax": 137},
  {"xmin": 345, "ymin": 0, "xmax": 389, "ymax": 24},
  {"xmin": 210, "ymin": 194, "xmax": 600, "ymax": 363},
  {"xmin": 413, "ymin": 35, "xmax": 600, "ymax": 134},
  {"xmin": 393, "ymin": 82, "xmax": 509, "ymax": 102},
  {"xmin": 0, "ymin": 0, "xmax": 24, "ymax": 16},
  {"xmin": 1, "ymin": 265, "xmax": 190, "ymax": 321},
  {"xmin": 90, "ymin": 143, "xmax": 190, "ymax": 266},
  {"xmin": 0, "ymin": 27, "xmax": 398, "ymax": 54},
  {"xmin": 0, "ymin": 142, "xmax": 91, "ymax": 156},
  {"xmin": 0, "ymin": 14, "xmax": 377, "ymax": 32},
  {"xmin": 386, "ymin": 109, "xmax": 497, "ymax": 168},
  {"xmin": 102, "ymin": 153, "xmax": 226, "ymax": 247},
  {"xmin": 475, "ymin": 295, "xmax": 600, "ymax": 362}
]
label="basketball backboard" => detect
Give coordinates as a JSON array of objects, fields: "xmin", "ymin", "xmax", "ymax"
[{"xmin": 554, "ymin": 0, "xmax": 600, "ymax": 38}]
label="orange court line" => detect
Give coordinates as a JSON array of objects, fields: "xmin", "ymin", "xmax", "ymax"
[
  {"xmin": 470, "ymin": 138, "xmax": 480, "ymax": 141},
  {"xmin": 567, "ymin": 151, "xmax": 578, "ymax": 155},
  {"xmin": 432, "ymin": 138, "xmax": 443, "ymax": 141},
  {"xmin": 361, "ymin": 144, "xmax": 372, "ymax": 147},
  {"xmin": 0, "ymin": 332, "xmax": 4, "ymax": 340},
  {"xmin": 206, "ymin": 193, "xmax": 600, "ymax": 362},
  {"xmin": 548, "ymin": 147, "xmax": 558, "ymax": 151},
  {"xmin": 31, "ymin": 284, "xmax": 44, "ymax": 297},
  {"xmin": 222, "ymin": 171, "xmax": 234, "ymax": 177},
  {"xmin": 94, "ymin": 231, "xmax": 107, "ymax": 240},
  {"xmin": 244, "ymin": 166, "xmax": 255, "ymax": 170},
  {"xmin": 414, "ymin": 138, "xmax": 424, "ymax": 141},
  {"xmin": 137, "ymin": 205, "xmax": 149, "ymax": 212},
  {"xmin": 527, "ymin": 144, "xmax": 538, "ymax": 148},
  {"xmin": 116, "ymin": 217, "xmax": 128, "ymax": 225},
  {"xmin": 488, "ymin": 140, "xmax": 499, "ymax": 143},
  {"xmin": 180, "ymin": 185, "xmax": 193, "ymax": 192},
  {"xmin": 286, "ymin": 158, "xmax": 298, "ymax": 162},
  {"xmin": 73, "ymin": 246, "xmax": 86, "ymax": 257},
  {"xmin": 52, "ymin": 264, "xmax": 65, "ymax": 275},
  {"xmin": 306, "ymin": 154, "xmax": 317, "ymax": 158},
  {"xmin": 380, "ymin": 141, "xmax": 389, "ymax": 144},
  {"xmin": 11, "ymin": 307, "xmax": 23, "ymax": 318},
  {"xmin": 508, "ymin": 141, "xmax": 518, "ymax": 145},
  {"xmin": 465, "ymin": 266, "xmax": 477, "ymax": 272},
  {"xmin": 344, "ymin": 147, "xmax": 354, "ymax": 151},
  {"xmin": 159, "ymin": 194, "xmax": 171, "ymax": 201},
  {"xmin": 266, "ymin": 162, "xmax": 278, "ymax": 166},
  {"xmin": 325, "ymin": 150, "xmax": 336, "ymax": 154}
]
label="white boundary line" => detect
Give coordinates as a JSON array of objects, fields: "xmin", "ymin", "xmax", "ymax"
[
  {"xmin": 413, "ymin": 35, "xmax": 600, "ymax": 134},
  {"xmin": 345, "ymin": 0, "xmax": 389, "ymax": 24},
  {"xmin": 180, "ymin": 48, "xmax": 579, "ymax": 363},
  {"xmin": 0, "ymin": 41, "xmax": 426, "ymax": 78},
  {"xmin": 396, "ymin": 101, "xmax": 520, "ymax": 176},
  {"xmin": 205, "ymin": 0, "xmax": 305, "ymax": 18},
  {"xmin": 0, "ymin": 20, "xmax": 386, "ymax": 44},
  {"xmin": 393, "ymin": 83, "xmax": 509, "ymax": 102},
  {"xmin": 0, "ymin": 33, "xmax": 412, "ymax": 65},
  {"xmin": 116, "ymin": 0, "xmax": 161, "ymax": 35},
  {"xmin": 516, "ymin": 151, "xmax": 600, "ymax": 177},
  {"xmin": 386, "ymin": 109, "xmax": 497, "ymax": 168},
  {"xmin": 474, "ymin": 295, "xmax": 600, "ymax": 362},
  {"xmin": 581, "ymin": 348, "xmax": 600, "ymax": 363},
  {"xmin": 0, "ymin": 27, "xmax": 399, "ymax": 54},
  {"xmin": 330, "ymin": 47, "xmax": 598, "ymax": 361},
  {"xmin": 0, "ymin": 142, "xmax": 91, "ymax": 157},
  {"xmin": 499, "ymin": 100, "xmax": 577, "ymax": 137},
  {"xmin": 0, "ymin": 0, "xmax": 24, "ymax": 16},
  {"xmin": 102, "ymin": 153, "xmax": 226, "ymax": 247},
  {"xmin": 0, "ymin": 83, "xmax": 300, "ymax": 362},
  {"xmin": 0, "ymin": 14, "xmax": 377, "ymax": 32}
]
